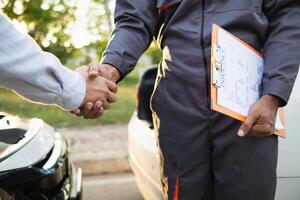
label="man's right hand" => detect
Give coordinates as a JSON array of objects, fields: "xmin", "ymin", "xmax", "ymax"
[
  {"xmin": 88, "ymin": 63, "xmax": 121, "ymax": 83},
  {"xmin": 73, "ymin": 66, "xmax": 118, "ymax": 119}
]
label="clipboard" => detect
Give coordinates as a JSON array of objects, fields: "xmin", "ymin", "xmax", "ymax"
[{"xmin": 211, "ymin": 24, "xmax": 285, "ymax": 137}]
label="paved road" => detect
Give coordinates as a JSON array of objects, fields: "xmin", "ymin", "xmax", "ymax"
[
  {"xmin": 83, "ymin": 173, "xmax": 144, "ymax": 200},
  {"xmin": 60, "ymin": 125, "xmax": 131, "ymax": 175}
]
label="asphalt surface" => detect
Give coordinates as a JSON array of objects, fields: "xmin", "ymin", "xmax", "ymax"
[{"xmin": 83, "ymin": 173, "xmax": 144, "ymax": 200}]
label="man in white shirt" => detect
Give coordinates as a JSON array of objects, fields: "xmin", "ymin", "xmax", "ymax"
[{"xmin": 0, "ymin": 13, "xmax": 117, "ymax": 115}]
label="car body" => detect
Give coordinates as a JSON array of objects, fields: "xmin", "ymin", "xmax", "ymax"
[
  {"xmin": 0, "ymin": 113, "xmax": 82, "ymax": 200},
  {"xmin": 128, "ymin": 67, "xmax": 300, "ymax": 200}
]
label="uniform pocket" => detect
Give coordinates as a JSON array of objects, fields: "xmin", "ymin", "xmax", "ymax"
[{"xmin": 157, "ymin": 0, "xmax": 182, "ymax": 11}]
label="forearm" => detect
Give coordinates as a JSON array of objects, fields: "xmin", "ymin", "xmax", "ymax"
[
  {"xmin": 262, "ymin": 0, "xmax": 300, "ymax": 106},
  {"xmin": 102, "ymin": 0, "xmax": 159, "ymax": 79},
  {"xmin": 0, "ymin": 14, "xmax": 86, "ymax": 110}
]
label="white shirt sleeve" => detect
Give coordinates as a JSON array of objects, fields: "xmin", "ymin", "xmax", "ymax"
[{"xmin": 0, "ymin": 14, "xmax": 86, "ymax": 111}]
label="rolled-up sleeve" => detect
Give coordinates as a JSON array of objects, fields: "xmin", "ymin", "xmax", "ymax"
[
  {"xmin": 102, "ymin": 0, "xmax": 160, "ymax": 79},
  {"xmin": 0, "ymin": 14, "xmax": 86, "ymax": 111},
  {"xmin": 262, "ymin": 0, "xmax": 300, "ymax": 106}
]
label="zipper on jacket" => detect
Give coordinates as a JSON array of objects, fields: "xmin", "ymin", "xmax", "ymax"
[{"xmin": 200, "ymin": 0, "xmax": 210, "ymax": 109}]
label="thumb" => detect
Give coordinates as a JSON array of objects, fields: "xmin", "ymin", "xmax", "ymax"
[
  {"xmin": 238, "ymin": 114, "xmax": 257, "ymax": 137},
  {"xmin": 88, "ymin": 63, "xmax": 100, "ymax": 78}
]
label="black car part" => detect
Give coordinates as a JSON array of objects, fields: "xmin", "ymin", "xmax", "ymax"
[
  {"xmin": 137, "ymin": 67, "xmax": 158, "ymax": 128},
  {"xmin": 0, "ymin": 140, "xmax": 69, "ymax": 199},
  {"xmin": 0, "ymin": 129, "xmax": 26, "ymax": 144}
]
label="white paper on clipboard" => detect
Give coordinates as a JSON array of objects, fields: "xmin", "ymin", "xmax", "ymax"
[{"xmin": 211, "ymin": 24, "xmax": 285, "ymax": 137}]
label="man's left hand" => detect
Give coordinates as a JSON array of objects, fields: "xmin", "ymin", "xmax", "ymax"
[{"xmin": 238, "ymin": 94, "xmax": 280, "ymax": 138}]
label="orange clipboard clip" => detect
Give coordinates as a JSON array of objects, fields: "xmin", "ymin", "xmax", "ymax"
[{"xmin": 210, "ymin": 24, "xmax": 286, "ymax": 137}]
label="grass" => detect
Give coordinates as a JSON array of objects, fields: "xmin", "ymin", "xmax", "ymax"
[{"xmin": 0, "ymin": 68, "xmax": 140, "ymax": 128}]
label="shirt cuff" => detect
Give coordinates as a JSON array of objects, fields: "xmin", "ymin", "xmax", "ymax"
[
  {"xmin": 262, "ymin": 78, "xmax": 291, "ymax": 107},
  {"xmin": 56, "ymin": 70, "xmax": 86, "ymax": 111}
]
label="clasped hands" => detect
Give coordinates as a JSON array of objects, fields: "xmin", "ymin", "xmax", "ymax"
[{"xmin": 72, "ymin": 63, "xmax": 120, "ymax": 119}]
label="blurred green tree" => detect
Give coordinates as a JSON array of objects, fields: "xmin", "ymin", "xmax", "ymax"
[
  {"xmin": 0, "ymin": 0, "xmax": 161, "ymax": 67},
  {"xmin": 1, "ymin": 0, "xmax": 78, "ymax": 64}
]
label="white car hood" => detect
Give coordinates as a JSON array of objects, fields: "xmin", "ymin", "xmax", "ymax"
[{"xmin": 0, "ymin": 115, "xmax": 55, "ymax": 171}]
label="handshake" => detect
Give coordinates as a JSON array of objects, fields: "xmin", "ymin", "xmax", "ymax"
[{"xmin": 72, "ymin": 63, "xmax": 121, "ymax": 119}]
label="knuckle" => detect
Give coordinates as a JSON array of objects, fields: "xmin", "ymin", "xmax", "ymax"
[
  {"xmin": 98, "ymin": 68, "xmax": 105, "ymax": 75},
  {"xmin": 242, "ymin": 123, "xmax": 251, "ymax": 131},
  {"xmin": 105, "ymin": 90, "xmax": 110, "ymax": 96},
  {"xmin": 251, "ymin": 112, "xmax": 260, "ymax": 119},
  {"xmin": 261, "ymin": 115, "xmax": 268, "ymax": 121}
]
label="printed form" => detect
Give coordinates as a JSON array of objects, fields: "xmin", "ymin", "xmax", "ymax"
[
  {"xmin": 211, "ymin": 24, "xmax": 285, "ymax": 136},
  {"xmin": 216, "ymin": 28, "xmax": 263, "ymax": 116}
]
